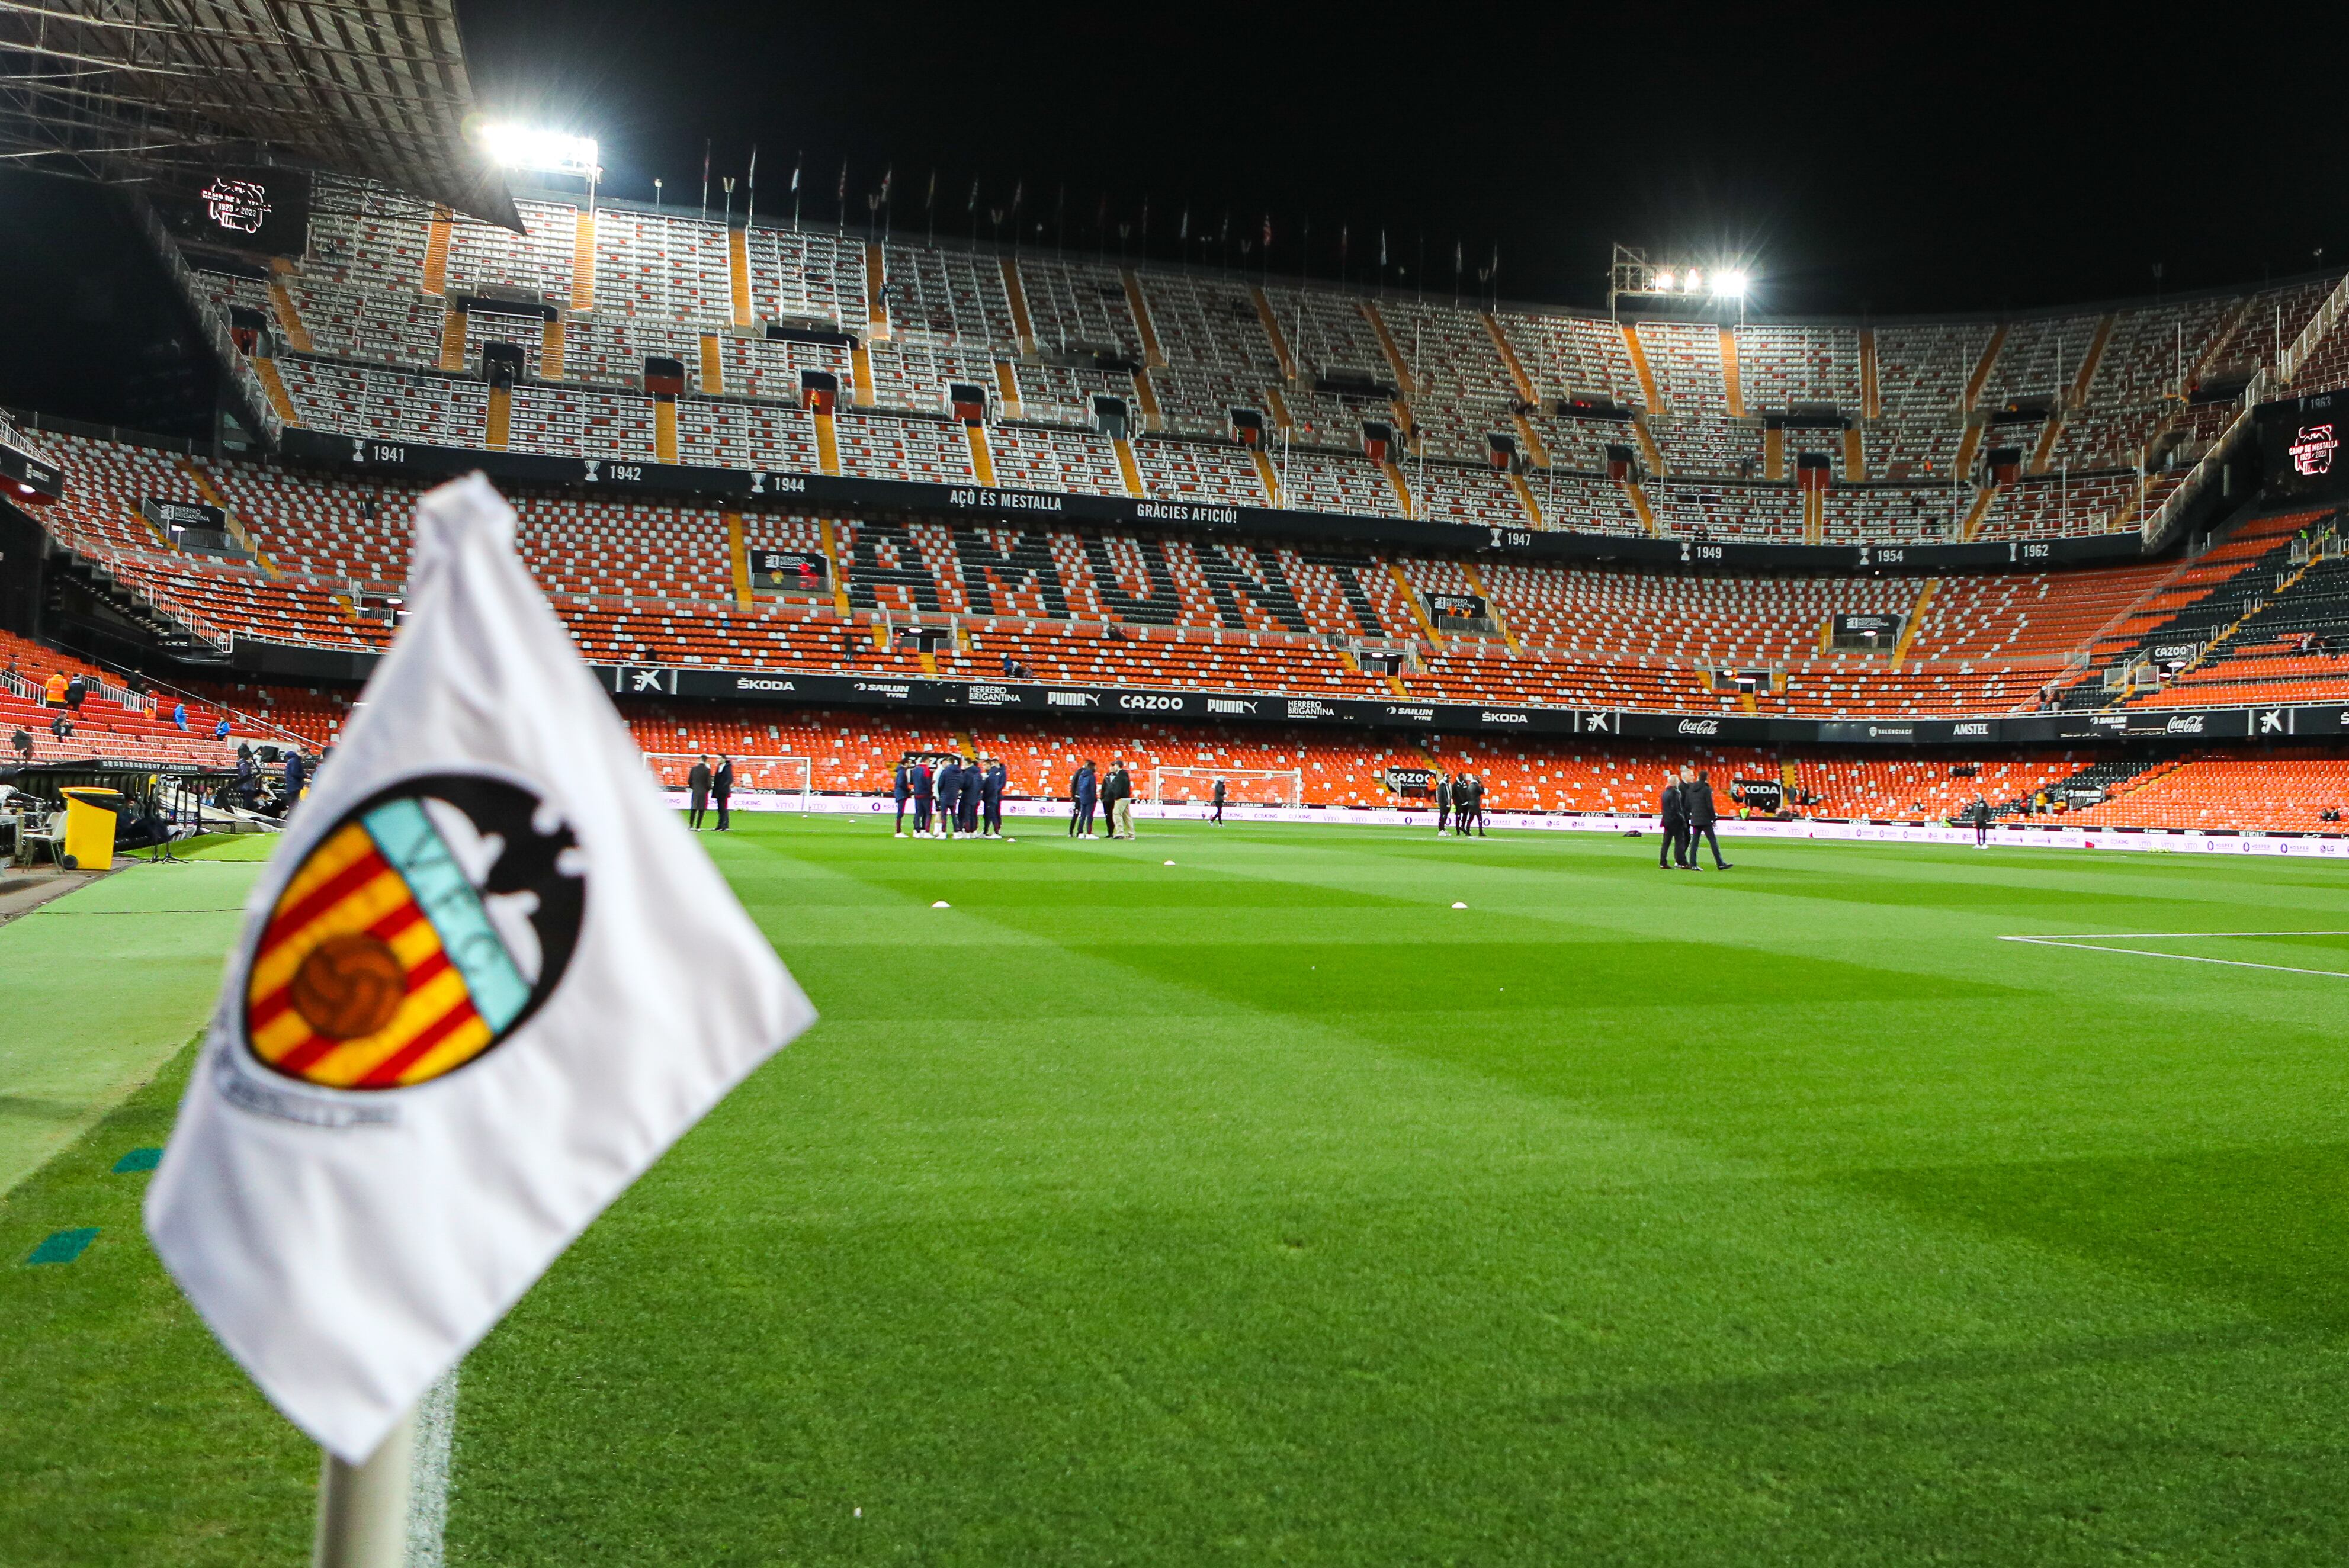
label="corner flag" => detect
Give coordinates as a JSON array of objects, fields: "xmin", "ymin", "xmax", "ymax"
[{"xmin": 146, "ymin": 473, "xmax": 814, "ymax": 1463}]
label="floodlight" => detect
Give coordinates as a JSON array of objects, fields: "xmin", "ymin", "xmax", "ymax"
[
  {"xmin": 477, "ymin": 123, "xmax": 600, "ymax": 178},
  {"xmin": 1712, "ymin": 270, "xmax": 1749, "ymax": 298},
  {"xmin": 1685, "ymin": 268, "xmax": 1703, "ymax": 292},
  {"xmin": 1655, "ymin": 269, "xmax": 1675, "ymax": 291}
]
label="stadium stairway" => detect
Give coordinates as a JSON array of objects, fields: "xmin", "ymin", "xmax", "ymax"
[
  {"xmin": 1961, "ymin": 324, "xmax": 2007, "ymax": 410},
  {"xmin": 1251, "ymin": 287, "xmax": 1298, "ymax": 381},
  {"xmin": 1120, "ymin": 271, "xmax": 1168, "ymax": 368},
  {"xmin": 1000, "ymin": 258, "xmax": 1037, "ymax": 356},
  {"xmin": 421, "ymin": 207, "xmax": 451, "ymax": 297},
  {"xmin": 267, "ymin": 272, "xmax": 315, "ymax": 354}
]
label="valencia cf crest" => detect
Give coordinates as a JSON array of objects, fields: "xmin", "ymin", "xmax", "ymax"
[{"xmin": 240, "ymin": 773, "xmax": 585, "ymax": 1091}]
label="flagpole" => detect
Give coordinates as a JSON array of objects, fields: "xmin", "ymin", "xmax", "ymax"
[{"xmin": 312, "ymin": 1405, "xmax": 417, "ymax": 1568}]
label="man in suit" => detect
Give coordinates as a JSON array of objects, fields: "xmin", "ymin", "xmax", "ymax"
[
  {"xmin": 1435, "ymin": 772, "xmax": 1453, "ymax": 836},
  {"xmin": 1070, "ymin": 759, "xmax": 1098, "ymax": 838},
  {"xmin": 1103, "ymin": 759, "xmax": 1135, "ymax": 839},
  {"xmin": 687, "ymin": 755, "xmax": 713, "ymax": 831},
  {"xmin": 910, "ymin": 757, "xmax": 933, "ymax": 836},
  {"xmin": 936, "ymin": 753, "xmax": 964, "ymax": 840},
  {"xmin": 1687, "ymin": 767, "xmax": 1729, "ymax": 869},
  {"xmin": 980, "ymin": 756, "xmax": 1006, "ymax": 837},
  {"xmin": 1211, "ymin": 776, "xmax": 1226, "ymax": 825},
  {"xmin": 893, "ymin": 755, "xmax": 913, "ymax": 837},
  {"xmin": 1658, "ymin": 770, "xmax": 1686, "ymax": 869},
  {"xmin": 959, "ymin": 755, "xmax": 983, "ymax": 836},
  {"xmin": 712, "ymin": 754, "xmax": 735, "ymax": 832}
]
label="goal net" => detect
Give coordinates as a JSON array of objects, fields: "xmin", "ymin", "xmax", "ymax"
[
  {"xmin": 1149, "ymin": 766, "xmax": 1304, "ymax": 808},
  {"xmin": 643, "ymin": 754, "xmax": 813, "ymax": 799}
]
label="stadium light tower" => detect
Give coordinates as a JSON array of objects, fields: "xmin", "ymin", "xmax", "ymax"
[
  {"xmin": 473, "ymin": 122, "xmax": 602, "ymax": 208},
  {"xmin": 1609, "ymin": 243, "xmax": 1755, "ymax": 322}
]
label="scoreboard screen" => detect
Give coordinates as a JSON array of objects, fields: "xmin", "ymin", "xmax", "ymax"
[
  {"xmin": 155, "ymin": 166, "xmax": 313, "ymax": 257},
  {"xmin": 751, "ymin": 550, "xmax": 830, "ymax": 593},
  {"xmin": 2259, "ymin": 391, "xmax": 2349, "ymax": 501}
]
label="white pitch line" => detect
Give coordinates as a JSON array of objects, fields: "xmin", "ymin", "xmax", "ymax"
[
  {"xmin": 405, "ymin": 1364, "xmax": 459, "ymax": 1568},
  {"xmin": 1998, "ymin": 930, "xmax": 2349, "ymax": 940},
  {"xmin": 1997, "ymin": 934, "xmax": 2349, "ymax": 979}
]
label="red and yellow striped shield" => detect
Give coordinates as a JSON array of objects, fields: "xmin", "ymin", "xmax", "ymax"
[{"xmin": 245, "ymin": 819, "xmax": 499, "ymax": 1090}]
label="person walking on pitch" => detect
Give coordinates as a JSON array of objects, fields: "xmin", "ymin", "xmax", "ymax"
[
  {"xmin": 1687, "ymin": 767, "xmax": 1729, "ymax": 868},
  {"xmin": 1659, "ymin": 770, "xmax": 1688, "ymax": 869},
  {"xmin": 1435, "ymin": 772, "xmax": 1453, "ymax": 836},
  {"xmin": 686, "ymin": 755, "xmax": 712, "ymax": 831},
  {"xmin": 1971, "ymin": 794, "xmax": 1991, "ymax": 847},
  {"xmin": 1211, "ymin": 776, "xmax": 1226, "ymax": 824}
]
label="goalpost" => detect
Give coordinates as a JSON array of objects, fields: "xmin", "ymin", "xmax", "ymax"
[
  {"xmin": 1149, "ymin": 766, "xmax": 1305, "ymax": 808},
  {"xmin": 643, "ymin": 753, "xmax": 814, "ymax": 803}
]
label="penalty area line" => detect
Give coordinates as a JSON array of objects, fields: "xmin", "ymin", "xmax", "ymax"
[{"xmin": 1996, "ymin": 934, "xmax": 2349, "ymax": 979}]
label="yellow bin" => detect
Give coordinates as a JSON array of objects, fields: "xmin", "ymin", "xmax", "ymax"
[{"xmin": 60, "ymin": 787, "xmax": 124, "ymax": 870}]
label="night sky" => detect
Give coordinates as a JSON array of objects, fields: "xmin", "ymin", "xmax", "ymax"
[{"xmin": 457, "ymin": 1, "xmax": 2345, "ymax": 317}]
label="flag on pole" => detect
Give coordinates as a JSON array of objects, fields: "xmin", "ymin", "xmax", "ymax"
[{"xmin": 145, "ymin": 473, "xmax": 815, "ymax": 1464}]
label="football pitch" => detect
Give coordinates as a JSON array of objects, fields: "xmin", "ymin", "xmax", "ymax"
[{"xmin": 8, "ymin": 817, "xmax": 2349, "ymax": 1564}]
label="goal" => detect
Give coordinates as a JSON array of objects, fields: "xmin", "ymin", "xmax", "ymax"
[
  {"xmin": 1149, "ymin": 766, "xmax": 1304, "ymax": 808},
  {"xmin": 643, "ymin": 753, "xmax": 813, "ymax": 801}
]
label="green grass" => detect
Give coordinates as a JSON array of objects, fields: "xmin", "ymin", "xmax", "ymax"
[
  {"xmin": 0, "ymin": 857, "xmax": 266, "ymax": 1194},
  {"xmin": 9, "ymin": 818, "xmax": 2349, "ymax": 1564}
]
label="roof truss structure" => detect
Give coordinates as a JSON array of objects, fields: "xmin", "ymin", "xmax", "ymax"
[{"xmin": 0, "ymin": 0, "xmax": 517, "ymax": 229}]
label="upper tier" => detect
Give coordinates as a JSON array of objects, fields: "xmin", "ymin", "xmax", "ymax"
[{"xmin": 182, "ymin": 179, "xmax": 2349, "ymax": 548}]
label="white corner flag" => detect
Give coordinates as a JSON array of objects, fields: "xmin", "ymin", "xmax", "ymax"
[{"xmin": 146, "ymin": 473, "xmax": 814, "ymax": 1464}]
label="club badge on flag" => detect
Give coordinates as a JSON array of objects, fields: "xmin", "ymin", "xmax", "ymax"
[{"xmin": 146, "ymin": 473, "xmax": 815, "ymax": 1463}]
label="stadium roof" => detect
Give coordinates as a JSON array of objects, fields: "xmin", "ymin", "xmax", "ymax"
[{"xmin": 0, "ymin": 0, "xmax": 518, "ymax": 229}]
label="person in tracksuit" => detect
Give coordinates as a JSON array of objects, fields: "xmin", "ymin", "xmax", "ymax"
[
  {"xmin": 980, "ymin": 757, "xmax": 1006, "ymax": 837},
  {"xmin": 1435, "ymin": 772, "xmax": 1453, "ymax": 836},
  {"xmin": 1972, "ymin": 795, "xmax": 1991, "ymax": 847},
  {"xmin": 1459, "ymin": 773, "xmax": 1487, "ymax": 837},
  {"xmin": 959, "ymin": 755, "xmax": 983, "ymax": 836},
  {"xmin": 1659, "ymin": 770, "xmax": 1687, "ymax": 869},
  {"xmin": 936, "ymin": 754, "xmax": 964, "ymax": 840},
  {"xmin": 893, "ymin": 756, "xmax": 913, "ymax": 836},
  {"xmin": 1211, "ymin": 776, "xmax": 1226, "ymax": 824},
  {"xmin": 1687, "ymin": 767, "xmax": 1729, "ymax": 869},
  {"xmin": 911, "ymin": 758, "xmax": 934, "ymax": 834},
  {"xmin": 1070, "ymin": 760, "xmax": 1098, "ymax": 837}
]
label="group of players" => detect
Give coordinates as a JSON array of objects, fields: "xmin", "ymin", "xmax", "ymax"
[
  {"xmin": 891, "ymin": 753, "xmax": 1009, "ymax": 838},
  {"xmin": 1432, "ymin": 773, "xmax": 1491, "ymax": 837}
]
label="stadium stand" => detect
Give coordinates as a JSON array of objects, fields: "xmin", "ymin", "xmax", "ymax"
[
  {"xmin": 13, "ymin": 183, "xmax": 2349, "ymax": 838},
  {"xmin": 2066, "ymin": 750, "xmax": 2349, "ymax": 832},
  {"xmin": 7, "ymin": 425, "xmax": 2295, "ymax": 722},
  {"xmin": 177, "ymin": 181, "xmax": 2349, "ymax": 554}
]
